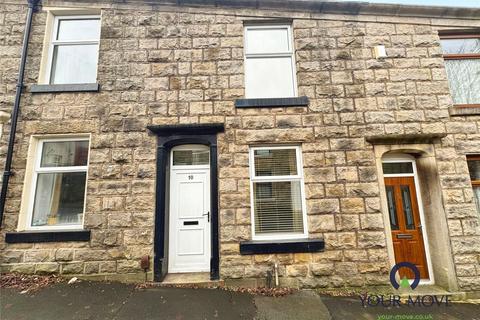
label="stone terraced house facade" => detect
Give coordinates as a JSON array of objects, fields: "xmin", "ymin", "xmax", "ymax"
[{"xmin": 0, "ymin": 0, "xmax": 480, "ymax": 297}]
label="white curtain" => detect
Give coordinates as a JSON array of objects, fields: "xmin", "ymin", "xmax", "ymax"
[
  {"xmin": 32, "ymin": 174, "xmax": 57, "ymax": 226},
  {"xmin": 444, "ymin": 60, "xmax": 480, "ymax": 104}
]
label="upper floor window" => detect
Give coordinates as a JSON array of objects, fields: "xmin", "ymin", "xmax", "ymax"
[
  {"xmin": 46, "ymin": 16, "xmax": 101, "ymax": 84},
  {"xmin": 244, "ymin": 25, "xmax": 297, "ymax": 99},
  {"xmin": 467, "ymin": 155, "xmax": 480, "ymax": 214},
  {"xmin": 249, "ymin": 146, "xmax": 307, "ymax": 240},
  {"xmin": 440, "ymin": 33, "xmax": 480, "ymax": 107},
  {"xmin": 28, "ymin": 138, "xmax": 89, "ymax": 230}
]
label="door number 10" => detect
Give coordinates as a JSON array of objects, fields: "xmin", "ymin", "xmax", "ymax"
[{"xmin": 188, "ymin": 175, "xmax": 194, "ymax": 180}]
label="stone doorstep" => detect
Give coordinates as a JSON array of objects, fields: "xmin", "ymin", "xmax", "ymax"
[{"xmin": 159, "ymin": 272, "xmax": 225, "ymax": 288}]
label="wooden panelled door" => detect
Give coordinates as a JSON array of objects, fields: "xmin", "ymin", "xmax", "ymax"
[{"xmin": 385, "ymin": 177, "xmax": 430, "ymax": 280}]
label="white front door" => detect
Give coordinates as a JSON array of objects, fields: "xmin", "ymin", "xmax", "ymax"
[{"xmin": 168, "ymin": 146, "xmax": 211, "ymax": 273}]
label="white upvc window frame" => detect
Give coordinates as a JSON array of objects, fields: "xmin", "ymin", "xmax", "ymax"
[
  {"xmin": 243, "ymin": 24, "xmax": 298, "ymax": 99},
  {"xmin": 25, "ymin": 136, "xmax": 90, "ymax": 231},
  {"xmin": 249, "ymin": 145, "xmax": 308, "ymax": 241},
  {"xmin": 382, "ymin": 158, "xmax": 416, "ymax": 178},
  {"xmin": 45, "ymin": 15, "xmax": 101, "ymax": 84}
]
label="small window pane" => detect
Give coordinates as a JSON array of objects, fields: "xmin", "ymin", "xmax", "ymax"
[
  {"xmin": 246, "ymin": 27, "xmax": 290, "ymax": 54},
  {"xmin": 173, "ymin": 150, "xmax": 209, "ymax": 166},
  {"xmin": 441, "ymin": 38, "xmax": 480, "ymax": 55},
  {"xmin": 50, "ymin": 44, "xmax": 99, "ymax": 84},
  {"xmin": 254, "ymin": 149, "xmax": 297, "ymax": 177},
  {"xmin": 31, "ymin": 172, "xmax": 86, "ymax": 227},
  {"xmin": 386, "ymin": 186, "xmax": 399, "ymax": 230},
  {"xmin": 41, "ymin": 141, "xmax": 89, "ymax": 167},
  {"xmin": 401, "ymin": 186, "xmax": 415, "ymax": 230},
  {"xmin": 245, "ymin": 56, "xmax": 295, "ymax": 98},
  {"xmin": 382, "ymin": 162, "xmax": 414, "ymax": 175},
  {"xmin": 57, "ymin": 19, "xmax": 100, "ymax": 41},
  {"xmin": 444, "ymin": 60, "xmax": 480, "ymax": 105},
  {"xmin": 253, "ymin": 181, "xmax": 304, "ymax": 234},
  {"xmin": 467, "ymin": 159, "xmax": 480, "ymax": 181}
]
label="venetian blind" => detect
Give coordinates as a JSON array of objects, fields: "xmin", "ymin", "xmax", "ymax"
[
  {"xmin": 172, "ymin": 150, "xmax": 209, "ymax": 166},
  {"xmin": 254, "ymin": 149, "xmax": 297, "ymax": 176}
]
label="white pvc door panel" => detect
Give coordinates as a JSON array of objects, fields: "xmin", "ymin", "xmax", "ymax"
[{"xmin": 168, "ymin": 169, "xmax": 210, "ymax": 273}]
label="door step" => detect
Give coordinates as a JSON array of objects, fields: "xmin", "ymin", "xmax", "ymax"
[{"xmin": 160, "ymin": 273, "xmax": 224, "ymax": 288}]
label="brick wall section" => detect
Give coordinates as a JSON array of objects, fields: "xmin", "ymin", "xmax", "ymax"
[{"xmin": 0, "ymin": 1, "xmax": 479, "ymax": 290}]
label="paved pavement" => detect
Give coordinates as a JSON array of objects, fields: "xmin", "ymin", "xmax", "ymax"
[
  {"xmin": 1, "ymin": 281, "xmax": 329, "ymax": 320},
  {"xmin": 255, "ymin": 290, "xmax": 330, "ymax": 320},
  {"xmin": 1, "ymin": 281, "xmax": 479, "ymax": 320}
]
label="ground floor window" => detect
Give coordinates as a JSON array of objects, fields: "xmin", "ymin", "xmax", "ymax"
[
  {"xmin": 27, "ymin": 137, "xmax": 89, "ymax": 229},
  {"xmin": 249, "ymin": 146, "xmax": 307, "ymax": 240},
  {"xmin": 467, "ymin": 155, "xmax": 480, "ymax": 213}
]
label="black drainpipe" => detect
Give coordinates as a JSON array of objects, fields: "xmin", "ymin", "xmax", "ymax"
[{"xmin": 0, "ymin": 0, "xmax": 41, "ymax": 227}]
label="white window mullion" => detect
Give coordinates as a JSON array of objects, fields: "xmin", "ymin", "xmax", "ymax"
[
  {"xmin": 36, "ymin": 166, "xmax": 88, "ymax": 173},
  {"xmin": 251, "ymin": 176, "xmax": 303, "ymax": 182},
  {"xmin": 51, "ymin": 40, "xmax": 99, "ymax": 46},
  {"xmin": 245, "ymin": 52, "xmax": 293, "ymax": 59}
]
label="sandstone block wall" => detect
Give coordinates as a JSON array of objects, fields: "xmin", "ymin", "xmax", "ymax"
[{"xmin": 0, "ymin": 0, "xmax": 479, "ymax": 291}]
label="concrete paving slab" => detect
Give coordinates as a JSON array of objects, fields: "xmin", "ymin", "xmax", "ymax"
[
  {"xmin": 254, "ymin": 290, "xmax": 331, "ymax": 320},
  {"xmin": 1, "ymin": 281, "xmax": 134, "ymax": 320},
  {"xmin": 115, "ymin": 287, "xmax": 256, "ymax": 320}
]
